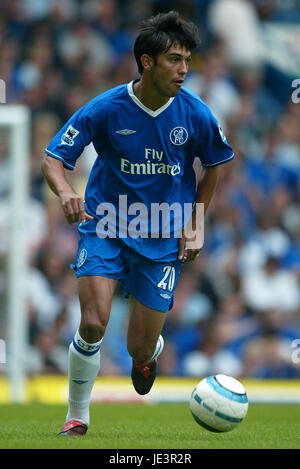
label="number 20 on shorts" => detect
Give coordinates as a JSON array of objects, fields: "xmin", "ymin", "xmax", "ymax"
[{"xmin": 157, "ymin": 265, "xmax": 176, "ymax": 292}]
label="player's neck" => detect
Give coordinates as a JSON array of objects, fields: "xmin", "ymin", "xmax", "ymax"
[{"xmin": 133, "ymin": 78, "xmax": 170, "ymax": 111}]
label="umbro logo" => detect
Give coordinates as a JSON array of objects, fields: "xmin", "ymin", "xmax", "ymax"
[
  {"xmin": 160, "ymin": 293, "xmax": 171, "ymax": 299},
  {"xmin": 116, "ymin": 129, "xmax": 137, "ymax": 135}
]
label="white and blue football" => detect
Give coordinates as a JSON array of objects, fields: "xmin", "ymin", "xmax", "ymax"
[{"xmin": 190, "ymin": 374, "xmax": 248, "ymax": 433}]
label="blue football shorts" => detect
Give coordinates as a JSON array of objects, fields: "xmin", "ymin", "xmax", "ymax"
[{"xmin": 71, "ymin": 221, "xmax": 182, "ymax": 313}]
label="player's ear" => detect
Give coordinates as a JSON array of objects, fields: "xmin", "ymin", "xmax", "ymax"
[{"xmin": 140, "ymin": 54, "xmax": 154, "ymax": 72}]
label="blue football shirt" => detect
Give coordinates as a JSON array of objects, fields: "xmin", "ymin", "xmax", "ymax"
[{"xmin": 45, "ymin": 79, "xmax": 234, "ymax": 261}]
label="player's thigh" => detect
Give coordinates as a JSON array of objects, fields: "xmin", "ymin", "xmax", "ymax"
[
  {"xmin": 78, "ymin": 275, "xmax": 118, "ymax": 340},
  {"xmin": 127, "ymin": 295, "xmax": 167, "ymax": 357}
]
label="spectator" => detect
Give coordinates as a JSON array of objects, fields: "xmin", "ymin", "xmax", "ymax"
[
  {"xmin": 241, "ymin": 255, "xmax": 300, "ymax": 315},
  {"xmin": 182, "ymin": 318, "xmax": 244, "ymax": 378},
  {"xmin": 208, "ymin": 0, "xmax": 264, "ymax": 69},
  {"xmin": 241, "ymin": 330, "xmax": 300, "ymax": 378},
  {"xmin": 184, "ymin": 45, "xmax": 241, "ymax": 125}
]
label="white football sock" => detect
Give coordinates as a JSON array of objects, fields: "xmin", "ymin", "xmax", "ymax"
[
  {"xmin": 66, "ymin": 329, "xmax": 102, "ymax": 426},
  {"xmin": 150, "ymin": 334, "xmax": 164, "ymax": 361}
]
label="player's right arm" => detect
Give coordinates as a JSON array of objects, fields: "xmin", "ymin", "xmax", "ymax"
[
  {"xmin": 42, "ymin": 97, "xmax": 102, "ymax": 224},
  {"xmin": 41, "ymin": 155, "xmax": 94, "ymax": 225}
]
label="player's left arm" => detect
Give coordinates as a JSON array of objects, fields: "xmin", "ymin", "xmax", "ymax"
[
  {"xmin": 178, "ymin": 104, "xmax": 234, "ymax": 263},
  {"xmin": 178, "ymin": 165, "xmax": 219, "ymax": 263}
]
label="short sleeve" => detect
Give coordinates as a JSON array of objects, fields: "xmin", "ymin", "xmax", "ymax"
[
  {"xmin": 197, "ymin": 109, "xmax": 234, "ymax": 167},
  {"xmin": 45, "ymin": 100, "xmax": 100, "ymax": 170}
]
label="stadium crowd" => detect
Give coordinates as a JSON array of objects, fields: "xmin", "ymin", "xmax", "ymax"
[{"xmin": 0, "ymin": 0, "xmax": 300, "ymax": 379}]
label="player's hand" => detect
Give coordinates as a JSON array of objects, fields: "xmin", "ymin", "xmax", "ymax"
[
  {"xmin": 59, "ymin": 191, "xmax": 94, "ymax": 225},
  {"xmin": 178, "ymin": 233, "xmax": 201, "ymax": 263}
]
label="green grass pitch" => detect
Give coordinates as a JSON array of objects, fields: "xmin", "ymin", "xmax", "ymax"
[{"xmin": 0, "ymin": 403, "xmax": 299, "ymax": 449}]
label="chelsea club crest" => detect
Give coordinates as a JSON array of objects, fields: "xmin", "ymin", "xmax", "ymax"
[{"xmin": 170, "ymin": 126, "xmax": 188, "ymax": 146}]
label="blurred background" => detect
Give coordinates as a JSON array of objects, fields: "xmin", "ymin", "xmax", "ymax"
[{"xmin": 0, "ymin": 0, "xmax": 300, "ymax": 394}]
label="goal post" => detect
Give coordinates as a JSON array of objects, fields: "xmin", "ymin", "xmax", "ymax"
[{"xmin": 0, "ymin": 105, "xmax": 31, "ymax": 402}]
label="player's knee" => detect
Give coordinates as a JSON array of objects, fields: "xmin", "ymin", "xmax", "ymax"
[{"xmin": 80, "ymin": 312, "xmax": 109, "ymax": 343}]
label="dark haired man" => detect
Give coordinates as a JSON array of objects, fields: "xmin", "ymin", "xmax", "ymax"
[{"xmin": 42, "ymin": 11, "xmax": 234, "ymax": 436}]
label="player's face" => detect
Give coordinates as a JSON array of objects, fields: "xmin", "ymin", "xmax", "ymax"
[{"xmin": 150, "ymin": 43, "xmax": 191, "ymax": 97}]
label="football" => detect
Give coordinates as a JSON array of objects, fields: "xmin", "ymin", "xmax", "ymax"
[{"xmin": 190, "ymin": 374, "xmax": 248, "ymax": 432}]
